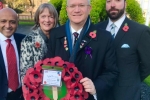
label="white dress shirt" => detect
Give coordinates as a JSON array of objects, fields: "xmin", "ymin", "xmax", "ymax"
[
  {"xmin": 0, "ymin": 33, "xmax": 21, "ymax": 92},
  {"xmin": 106, "ymin": 14, "xmax": 126, "ymax": 38}
]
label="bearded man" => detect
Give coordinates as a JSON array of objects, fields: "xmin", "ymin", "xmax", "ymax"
[{"xmin": 97, "ymin": 0, "xmax": 150, "ymax": 100}]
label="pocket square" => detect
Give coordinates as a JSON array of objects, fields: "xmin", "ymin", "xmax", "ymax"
[{"xmin": 121, "ymin": 44, "xmax": 130, "ymax": 48}]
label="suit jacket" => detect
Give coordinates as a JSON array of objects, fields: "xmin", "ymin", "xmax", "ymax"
[
  {"xmin": 0, "ymin": 33, "xmax": 25, "ymax": 100},
  {"xmin": 47, "ymin": 24, "xmax": 118, "ymax": 100},
  {"xmin": 97, "ymin": 17, "xmax": 150, "ymax": 100}
]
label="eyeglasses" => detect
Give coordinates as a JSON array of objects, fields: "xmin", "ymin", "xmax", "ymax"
[{"xmin": 67, "ymin": 4, "xmax": 90, "ymax": 9}]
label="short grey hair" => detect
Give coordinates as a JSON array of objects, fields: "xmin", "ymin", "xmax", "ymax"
[
  {"xmin": 66, "ymin": 0, "xmax": 91, "ymax": 5},
  {"xmin": 32, "ymin": 3, "xmax": 58, "ymax": 30}
]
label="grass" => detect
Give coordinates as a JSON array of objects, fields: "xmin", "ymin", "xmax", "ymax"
[
  {"xmin": 144, "ymin": 75, "xmax": 150, "ymax": 86},
  {"xmin": 19, "ymin": 20, "xmax": 34, "ymax": 26}
]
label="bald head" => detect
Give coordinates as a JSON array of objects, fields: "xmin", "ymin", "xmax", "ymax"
[
  {"xmin": 0, "ymin": 8, "xmax": 18, "ymax": 20},
  {"xmin": 0, "ymin": 8, "xmax": 18, "ymax": 38}
]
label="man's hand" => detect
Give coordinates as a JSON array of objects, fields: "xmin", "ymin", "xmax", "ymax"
[{"xmin": 80, "ymin": 77, "xmax": 96, "ymax": 95}]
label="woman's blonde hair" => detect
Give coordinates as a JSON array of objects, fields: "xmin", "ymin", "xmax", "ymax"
[{"xmin": 32, "ymin": 3, "xmax": 58, "ymax": 30}]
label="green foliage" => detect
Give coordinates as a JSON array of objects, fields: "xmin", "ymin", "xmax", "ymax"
[
  {"xmin": 144, "ymin": 75, "xmax": 150, "ymax": 86},
  {"xmin": 50, "ymin": 0, "xmax": 62, "ymax": 15},
  {"xmin": 14, "ymin": 8, "xmax": 23, "ymax": 13},
  {"xmin": 59, "ymin": 0, "xmax": 145, "ymax": 25},
  {"xmin": 90, "ymin": 0, "xmax": 106, "ymax": 24},
  {"xmin": 59, "ymin": 0, "xmax": 68, "ymax": 25},
  {"xmin": 19, "ymin": 21, "xmax": 34, "ymax": 26},
  {"xmin": 126, "ymin": 0, "xmax": 145, "ymax": 24}
]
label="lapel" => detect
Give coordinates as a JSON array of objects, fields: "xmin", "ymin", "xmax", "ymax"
[
  {"xmin": 56, "ymin": 25, "xmax": 70, "ymax": 57},
  {"xmin": 114, "ymin": 17, "xmax": 129, "ymax": 48},
  {"xmin": 77, "ymin": 24, "xmax": 97, "ymax": 52},
  {"xmin": 14, "ymin": 33, "xmax": 21, "ymax": 56},
  {"xmin": 97, "ymin": 20, "xmax": 109, "ymax": 29},
  {"xmin": 0, "ymin": 47, "xmax": 6, "ymax": 73}
]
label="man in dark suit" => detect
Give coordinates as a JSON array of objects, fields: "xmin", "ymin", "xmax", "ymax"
[
  {"xmin": 47, "ymin": 0, "xmax": 118, "ymax": 100},
  {"xmin": 0, "ymin": 8, "xmax": 25, "ymax": 100},
  {"xmin": 97, "ymin": 0, "xmax": 150, "ymax": 100}
]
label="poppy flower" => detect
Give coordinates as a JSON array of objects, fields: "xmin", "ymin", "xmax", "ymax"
[
  {"xmin": 43, "ymin": 58, "xmax": 51, "ymax": 66},
  {"xmin": 70, "ymin": 92, "xmax": 83, "ymax": 100},
  {"xmin": 23, "ymin": 76, "xmax": 37, "ymax": 89},
  {"xmin": 22, "ymin": 85, "xmax": 29, "ymax": 95},
  {"xmin": 53, "ymin": 56, "xmax": 65, "ymax": 66},
  {"xmin": 26, "ymin": 92, "xmax": 39, "ymax": 100},
  {"xmin": 89, "ymin": 30, "xmax": 96, "ymax": 38},
  {"xmin": 26, "ymin": 68, "xmax": 34, "ymax": 76},
  {"xmin": 35, "ymin": 42, "xmax": 41, "ymax": 48},
  {"xmin": 72, "ymin": 71, "xmax": 83, "ymax": 81},
  {"xmin": 122, "ymin": 23, "xmax": 129, "ymax": 32},
  {"xmin": 82, "ymin": 90, "xmax": 89, "ymax": 99},
  {"xmin": 70, "ymin": 83, "xmax": 83, "ymax": 95},
  {"xmin": 28, "ymin": 70, "xmax": 42, "ymax": 84}
]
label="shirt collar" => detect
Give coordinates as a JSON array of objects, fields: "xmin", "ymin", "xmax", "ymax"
[
  {"xmin": 70, "ymin": 26, "xmax": 82, "ymax": 35},
  {"xmin": 0, "ymin": 32, "xmax": 14, "ymax": 42},
  {"xmin": 108, "ymin": 14, "xmax": 126, "ymax": 29}
]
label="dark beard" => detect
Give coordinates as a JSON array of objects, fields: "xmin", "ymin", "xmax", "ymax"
[{"xmin": 106, "ymin": 7, "xmax": 125, "ymax": 21}]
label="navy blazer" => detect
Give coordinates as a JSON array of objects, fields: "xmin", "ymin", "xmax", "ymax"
[
  {"xmin": 0, "ymin": 33, "xmax": 25, "ymax": 100},
  {"xmin": 97, "ymin": 17, "xmax": 150, "ymax": 100},
  {"xmin": 47, "ymin": 24, "xmax": 118, "ymax": 100}
]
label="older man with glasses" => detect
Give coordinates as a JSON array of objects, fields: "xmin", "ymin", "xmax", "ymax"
[{"xmin": 46, "ymin": 0, "xmax": 118, "ymax": 100}]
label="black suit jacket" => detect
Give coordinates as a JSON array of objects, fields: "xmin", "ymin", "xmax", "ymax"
[
  {"xmin": 47, "ymin": 24, "xmax": 118, "ymax": 100},
  {"xmin": 97, "ymin": 17, "xmax": 150, "ymax": 100},
  {"xmin": 0, "ymin": 33, "xmax": 25, "ymax": 100}
]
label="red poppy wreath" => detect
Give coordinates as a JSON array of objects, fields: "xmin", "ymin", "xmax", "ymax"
[{"xmin": 22, "ymin": 56, "xmax": 88, "ymax": 100}]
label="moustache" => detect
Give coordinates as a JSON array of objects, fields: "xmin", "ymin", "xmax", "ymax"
[{"xmin": 109, "ymin": 8, "xmax": 119, "ymax": 12}]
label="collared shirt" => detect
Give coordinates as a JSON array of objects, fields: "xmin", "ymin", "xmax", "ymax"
[
  {"xmin": 0, "ymin": 33, "xmax": 21, "ymax": 93},
  {"xmin": 70, "ymin": 26, "xmax": 82, "ymax": 47},
  {"xmin": 106, "ymin": 14, "xmax": 126, "ymax": 37}
]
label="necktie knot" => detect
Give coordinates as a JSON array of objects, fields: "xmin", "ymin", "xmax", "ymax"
[
  {"xmin": 6, "ymin": 39, "xmax": 11, "ymax": 43},
  {"xmin": 73, "ymin": 32, "xmax": 79, "ymax": 38},
  {"xmin": 111, "ymin": 23, "xmax": 116, "ymax": 29}
]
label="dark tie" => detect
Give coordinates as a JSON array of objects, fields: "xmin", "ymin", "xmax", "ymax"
[
  {"xmin": 110, "ymin": 23, "xmax": 116, "ymax": 38},
  {"xmin": 6, "ymin": 39, "xmax": 19, "ymax": 91},
  {"xmin": 73, "ymin": 32, "xmax": 79, "ymax": 46}
]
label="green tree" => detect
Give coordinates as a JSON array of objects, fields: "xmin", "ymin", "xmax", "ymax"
[
  {"xmin": 50, "ymin": 0, "xmax": 62, "ymax": 15},
  {"xmin": 90, "ymin": 0, "xmax": 106, "ymax": 23},
  {"xmin": 59, "ymin": 0, "xmax": 145, "ymax": 25},
  {"xmin": 126, "ymin": 0, "xmax": 145, "ymax": 24},
  {"xmin": 59, "ymin": 0, "xmax": 67, "ymax": 25}
]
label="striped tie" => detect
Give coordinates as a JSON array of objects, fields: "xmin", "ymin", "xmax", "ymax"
[{"xmin": 110, "ymin": 23, "xmax": 116, "ymax": 38}]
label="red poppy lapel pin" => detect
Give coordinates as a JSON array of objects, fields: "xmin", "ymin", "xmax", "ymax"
[
  {"xmin": 89, "ymin": 30, "xmax": 97, "ymax": 39},
  {"xmin": 122, "ymin": 23, "xmax": 129, "ymax": 32},
  {"xmin": 35, "ymin": 42, "xmax": 41, "ymax": 48}
]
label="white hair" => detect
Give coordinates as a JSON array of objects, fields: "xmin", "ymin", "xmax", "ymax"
[{"xmin": 67, "ymin": 0, "xmax": 91, "ymax": 5}]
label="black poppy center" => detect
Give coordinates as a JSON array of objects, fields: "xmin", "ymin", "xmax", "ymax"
[
  {"xmin": 75, "ymin": 94, "xmax": 79, "ymax": 99},
  {"xmin": 75, "ymin": 73, "xmax": 79, "ymax": 78},
  {"xmin": 71, "ymin": 78, "xmax": 76, "ymax": 83},
  {"xmin": 65, "ymin": 72, "xmax": 70, "ymax": 76},
  {"xmin": 63, "ymin": 64, "xmax": 67, "ymax": 68},
  {"xmin": 31, "ymin": 96, "xmax": 35, "ymax": 100},
  {"xmin": 74, "ymin": 86, "xmax": 79, "ymax": 91},
  {"xmin": 69, "ymin": 68, "xmax": 74, "ymax": 73},
  {"xmin": 34, "ymin": 74, "xmax": 39, "ymax": 79},
  {"xmin": 55, "ymin": 62, "xmax": 58, "ymax": 66},
  {"xmin": 29, "ymin": 89, "xmax": 33, "ymax": 93}
]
